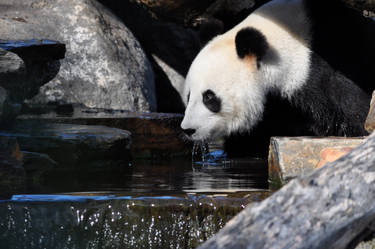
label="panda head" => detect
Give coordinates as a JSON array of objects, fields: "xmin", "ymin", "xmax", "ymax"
[{"xmin": 181, "ymin": 27, "xmax": 270, "ymax": 142}]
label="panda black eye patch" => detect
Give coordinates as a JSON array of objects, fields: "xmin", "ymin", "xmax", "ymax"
[{"xmin": 203, "ymin": 89, "xmax": 221, "ymax": 113}]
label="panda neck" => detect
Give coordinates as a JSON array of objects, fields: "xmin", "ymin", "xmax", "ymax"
[{"xmin": 288, "ymin": 53, "xmax": 370, "ymax": 136}]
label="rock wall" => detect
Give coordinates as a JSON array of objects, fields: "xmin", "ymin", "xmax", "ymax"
[{"xmin": 342, "ymin": 0, "xmax": 375, "ymax": 12}]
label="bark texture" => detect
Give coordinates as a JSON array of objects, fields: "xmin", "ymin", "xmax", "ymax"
[{"xmin": 199, "ymin": 132, "xmax": 375, "ymax": 249}]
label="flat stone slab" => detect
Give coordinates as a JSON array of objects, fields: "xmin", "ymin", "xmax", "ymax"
[
  {"xmin": 18, "ymin": 107, "xmax": 191, "ymax": 158},
  {"xmin": 268, "ymin": 136, "xmax": 364, "ymax": 186},
  {"xmin": 0, "ymin": 121, "xmax": 131, "ymax": 167},
  {"xmin": 0, "ymin": 39, "xmax": 66, "ymax": 60},
  {"xmin": 0, "ymin": 137, "xmax": 25, "ymax": 196},
  {"xmin": 0, "ymin": 136, "xmax": 23, "ymax": 161},
  {"xmin": 22, "ymin": 151, "xmax": 57, "ymax": 173}
]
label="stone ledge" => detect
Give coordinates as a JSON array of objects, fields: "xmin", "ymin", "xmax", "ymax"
[
  {"xmin": 17, "ymin": 107, "xmax": 191, "ymax": 159},
  {"xmin": 0, "ymin": 39, "xmax": 66, "ymax": 61},
  {"xmin": 0, "ymin": 121, "xmax": 132, "ymax": 167}
]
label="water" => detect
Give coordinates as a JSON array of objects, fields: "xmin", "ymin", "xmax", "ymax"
[
  {"xmin": 0, "ymin": 157, "xmax": 267, "ymax": 198},
  {"xmin": 0, "ymin": 193, "xmax": 268, "ymax": 249},
  {"xmin": 0, "ymin": 146, "xmax": 269, "ymax": 249}
]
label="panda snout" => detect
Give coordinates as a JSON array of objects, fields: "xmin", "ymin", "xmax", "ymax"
[{"xmin": 182, "ymin": 128, "xmax": 196, "ymax": 136}]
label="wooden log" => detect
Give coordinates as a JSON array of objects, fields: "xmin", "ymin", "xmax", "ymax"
[
  {"xmin": 199, "ymin": 132, "xmax": 375, "ymax": 249},
  {"xmin": 268, "ymin": 136, "xmax": 364, "ymax": 187}
]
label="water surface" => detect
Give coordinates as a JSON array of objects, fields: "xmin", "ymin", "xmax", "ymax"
[{"xmin": 0, "ymin": 158, "xmax": 269, "ymax": 249}]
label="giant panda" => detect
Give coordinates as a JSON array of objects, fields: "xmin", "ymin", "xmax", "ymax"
[{"xmin": 180, "ymin": 0, "xmax": 375, "ymax": 157}]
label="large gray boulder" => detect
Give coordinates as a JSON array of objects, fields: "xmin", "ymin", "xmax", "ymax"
[{"xmin": 0, "ymin": 0, "xmax": 156, "ymax": 112}]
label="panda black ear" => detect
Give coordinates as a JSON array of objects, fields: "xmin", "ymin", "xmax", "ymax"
[
  {"xmin": 199, "ymin": 19, "xmax": 224, "ymax": 47},
  {"xmin": 235, "ymin": 27, "xmax": 268, "ymax": 61}
]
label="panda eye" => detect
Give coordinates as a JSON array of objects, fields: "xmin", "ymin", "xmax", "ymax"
[
  {"xmin": 203, "ymin": 90, "xmax": 214, "ymax": 102},
  {"xmin": 202, "ymin": 89, "xmax": 221, "ymax": 113}
]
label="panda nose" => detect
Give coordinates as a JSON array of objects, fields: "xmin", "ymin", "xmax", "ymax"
[{"xmin": 182, "ymin": 128, "xmax": 196, "ymax": 136}]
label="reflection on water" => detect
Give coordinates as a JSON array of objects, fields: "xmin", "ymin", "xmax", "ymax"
[
  {"xmin": 0, "ymin": 158, "xmax": 269, "ymax": 248},
  {"xmin": 1, "ymin": 157, "xmax": 268, "ymax": 197}
]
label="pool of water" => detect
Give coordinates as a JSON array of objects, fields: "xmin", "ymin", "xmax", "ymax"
[
  {"xmin": 1, "ymin": 157, "xmax": 268, "ymax": 198},
  {"xmin": 0, "ymin": 157, "xmax": 269, "ymax": 249}
]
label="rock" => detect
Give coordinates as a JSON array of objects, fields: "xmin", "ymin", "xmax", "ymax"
[
  {"xmin": 341, "ymin": 0, "xmax": 375, "ymax": 12},
  {"xmin": 0, "ymin": 136, "xmax": 23, "ymax": 166},
  {"xmin": 0, "ymin": 87, "xmax": 7, "ymax": 117},
  {"xmin": 144, "ymin": 22, "xmax": 199, "ymax": 113},
  {"xmin": 21, "ymin": 151, "xmax": 57, "ymax": 184},
  {"xmin": 0, "ymin": 121, "xmax": 132, "ymax": 167},
  {"xmin": 206, "ymin": 0, "xmax": 256, "ymax": 14},
  {"xmin": 202, "ymin": 0, "xmax": 257, "ymax": 26},
  {"xmin": 0, "ymin": 100, "xmax": 22, "ymax": 127},
  {"xmin": 0, "ymin": 137, "xmax": 25, "ymax": 195},
  {"xmin": 365, "ymin": 91, "xmax": 375, "ymax": 133},
  {"xmin": 356, "ymin": 238, "xmax": 375, "ymax": 249},
  {"xmin": 131, "ymin": 0, "xmax": 214, "ymax": 25},
  {"xmin": 199, "ymin": 131, "xmax": 375, "ymax": 249},
  {"xmin": 17, "ymin": 107, "xmax": 191, "ymax": 158},
  {"xmin": 152, "ymin": 54, "xmax": 185, "ymax": 108},
  {"xmin": 0, "ymin": 40, "xmax": 65, "ymax": 103},
  {"xmin": 363, "ymin": 9, "xmax": 375, "ymax": 19},
  {"xmin": 130, "ymin": 0, "xmax": 258, "ymax": 26},
  {"xmin": 0, "ymin": 49, "xmax": 24, "ymax": 112},
  {"xmin": 22, "ymin": 151, "xmax": 57, "ymax": 173},
  {"xmin": 268, "ymin": 136, "xmax": 364, "ymax": 187},
  {"xmin": 99, "ymin": 0, "xmax": 200, "ymax": 113},
  {"xmin": 0, "ymin": 48, "xmax": 25, "ymax": 74},
  {"xmin": 0, "ymin": 48, "xmax": 26, "ymax": 124},
  {"xmin": 0, "ymin": 0, "xmax": 156, "ymax": 112}
]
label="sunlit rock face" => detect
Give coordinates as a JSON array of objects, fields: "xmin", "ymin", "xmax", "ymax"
[{"xmin": 0, "ymin": 0, "xmax": 156, "ymax": 112}]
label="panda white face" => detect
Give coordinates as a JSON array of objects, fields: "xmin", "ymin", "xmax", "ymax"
[
  {"xmin": 181, "ymin": 0, "xmax": 312, "ymax": 142},
  {"xmin": 181, "ymin": 28, "xmax": 268, "ymax": 141}
]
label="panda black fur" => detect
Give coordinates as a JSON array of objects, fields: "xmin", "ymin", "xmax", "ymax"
[{"xmin": 181, "ymin": 0, "xmax": 374, "ymax": 157}]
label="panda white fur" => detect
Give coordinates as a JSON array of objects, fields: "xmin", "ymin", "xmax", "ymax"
[{"xmin": 181, "ymin": 0, "xmax": 374, "ymax": 156}]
